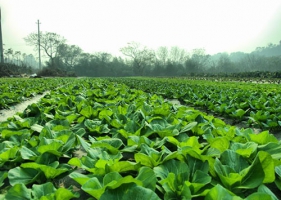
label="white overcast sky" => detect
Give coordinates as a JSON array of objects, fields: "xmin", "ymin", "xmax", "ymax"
[{"xmin": 1, "ymin": 0, "xmax": 281, "ymax": 57}]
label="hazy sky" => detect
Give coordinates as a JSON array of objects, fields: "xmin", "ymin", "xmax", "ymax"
[{"xmin": 1, "ymin": 0, "xmax": 281, "ymax": 58}]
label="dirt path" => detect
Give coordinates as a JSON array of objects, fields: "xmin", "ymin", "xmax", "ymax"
[{"xmin": 0, "ymin": 91, "xmax": 49, "ymax": 122}]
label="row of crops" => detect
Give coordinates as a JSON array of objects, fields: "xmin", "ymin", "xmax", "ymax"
[
  {"xmin": 0, "ymin": 78, "xmax": 281, "ymax": 199},
  {"xmin": 108, "ymin": 77, "xmax": 281, "ymax": 130},
  {"xmin": 0, "ymin": 78, "xmax": 69, "ymax": 109}
]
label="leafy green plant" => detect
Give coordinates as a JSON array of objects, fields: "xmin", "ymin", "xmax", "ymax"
[{"xmin": 1, "ymin": 78, "xmax": 281, "ymax": 199}]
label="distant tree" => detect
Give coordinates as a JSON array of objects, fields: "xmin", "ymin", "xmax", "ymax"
[
  {"xmin": 110, "ymin": 57, "xmax": 131, "ymax": 76},
  {"xmin": 253, "ymin": 41, "xmax": 281, "ymax": 57},
  {"xmin": 120, "ymin": 42, "xmax": 155, "ymax": 75},
  {"xmin": 74, "ymin": 53, "xmax": 93, "ymax": 76},
  {"xmin": 21, "ymin": 53, "xmax": 28, "ymax": 67},
  {"xmin": 185, "ymin": 48, "xmax": 209, "ymax": 74},
  {"xmin": 185, "ymin": 59, "xmax": 199, "ymax": 75},
  {"xmin": 216, "ymin": 53, "xmax": 236, "ymax": 73},
  {"xmin": 169, "ymin": 46, "xmax": 188, "ymax": 64},
  {"xmin": 244, "ymin": 54, "xmax": 266, "ymax": 71},
  {"xmin": 24, "ymin": 32, "xmax": 66, "ymax": 68},
  {"xmin": 266, "ymin": 56, "xmax": 281, "ymax": 71},
  {"xmin": 191, "ymin": 49, "xmax": 210, "ymax": 67},
  {"xmin": 27, "ymin": 54, "xmax": 36, "ymax": 68},
  {"xmin": 5, "ymin": 48, "xmax": 13, "ymax": 63},
  {"xmin": 15, "ymin": 51, "xmax": 21, "ymax": 66},
  {"xmin": 92, "ymin": 52, "xmax": 113, "ymax": 76},
  {"xmin": 165, "ymin": 61, "xmax": 182, "ymax": 76},
  {"xmin": 156, "ymin": 46, "xmax": 169, "ymax": 65},
  {"xmin": 57, "ymin": 44, "xmax": 82, "ymax": 70}
]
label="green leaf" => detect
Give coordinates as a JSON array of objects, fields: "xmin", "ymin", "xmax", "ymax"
[
  {"xmin": 258, "ymin": 142, "xmax": 281, "ymax": 160},
  {"xmin": 205, "ymin": 184, "xmax": 240, "ymax": 200},
  {"xmin": 80, "ymin": 105, "xmax": 93, "ymax": 118},
  {"xmin": 19, "ymin": 146, "xmax": 38, "ymax": 160},
  {"xmin": 220, "ymin": 150, "xmax": 249, "ymax": 173},
  {"xmin": 8, "ymin": 167, "xmax": 39, "ymax": 186},
  {"xmin": 209, "ymin": 137, "xmax": 230, "ymax": 153},
  {"xmin": 82, "ymin": 178, "xmax": 106, "ymax": 198},
  {"xmin": 37, "ymin": 140, "xmax": 63, "ymax": 157},
  {"xmin": 135, "ymin": 153, "xmax": 157, "ymax": 168},
  {"xmin": 231, "ymin": 142, "xmax": 258, "ymax": 158},
  {"xmin": 21, "ymin": 162, "xmax": 69, "ymax": 179},
  {"xmin": 214, "ymin": 158, "xmax": 241, "ymax": 189},
  {"xmin": 249, "ymin": 131, "xmax": 278, "ymax": 145},
  {"xmin": 107, "ymin": 161, "xmax": 141, "ymax": 173},
  {"xmin": 258, "ymin": 151, "xmax": 275, "ymax": 183},
  {"xmin": 180, "ymin": 122, "xmax": 197, "ymax": 133},
  {"xmin": 31, "ymin": 182, "xmax": 56, "ymax": 199},
  {"xmin": 5, "ymin": 183, "xmax": 31, "ymax": 200},
  {"xmin": 55, "ymin": 187, "xmax": 79, "ymax": 200},
  {"xmin": 239, "ymin": 154, "xmax": 265, "ymax": 189},
  {"xmin": 231, "ymin": 109, "xmax": 246, "ymax": 118},
  {"xmin": 99, "ymin": 109, "xmax": 113, "ymax": 121},
  {"xmin": 90, "ymin": 138, "xmax": 123, "ymax": 154},
  {"xmin": 190, "ymin": 170, "xmax": 212, "ymax": 193},
  {"xmin": 103, "ymin": 171, "xmax": 122, "ymax": 186},
  {"xmin": 154, "ymin": 159, "xmax": 189, "ymax": 181},
  {"xmin": 82, "ymin": 173, "xmax": 142, "ymax": 199},
  {"xmin": 84, "ymin": 119, "xmax": 110, "ymax": 134},
  {"xmin": 0, "ymin": 171, "xmax": 8, "ymax": 187},
  {"xmin": 31, "ymin": 124, "xmax": 44, "ymax": 133},
  {"xmin": 136, "ymin": 167, "xmax": 157, "ymax": 191},
  {"xmin": 257, "ymin": 184, "xmax": 278, "ymax": 200},
  {"xmin": 69, "ymin": 172, "xmax": 92, "ymax": 186},
  {"xmin": 180, "ymin": 136, "xmax": 202, "ymax": 151},
  {"xmin": 0, "ymin": 146, "xmax": 19, "ymax": 166},
  {"xmin": 1, "ymin": 129, "xmax": 30, "ymax": 139},
  {"xmin": 186, "ymin": 154, "xmax": 209, "ymax": 176},
  {"xmin": 100, "ymin": 183, "xmax": 161, "ymax": 200},
  {"xmin": 125, "ymin": 185, "xmax": 161, "ymax": 200},
  {"xmin": 245, "ymin": 192, "xmax": 273, "ymax": 200},
  {"xmin": 76, "ymin": 135, "xmax": 90, "ymax": 152}
]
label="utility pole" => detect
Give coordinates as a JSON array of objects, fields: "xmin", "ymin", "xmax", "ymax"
[
  {"xmin": 0, "ymin": 7, "xmax": 4, "ymax": 64},
  {"xmin": 36, "ymin": 20, "xmax": 41, "ymax": 69}
]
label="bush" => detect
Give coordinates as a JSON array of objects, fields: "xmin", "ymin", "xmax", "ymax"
[{"xmin": 37, "ymin": 67, "xmax": 77, "ymax": 77}]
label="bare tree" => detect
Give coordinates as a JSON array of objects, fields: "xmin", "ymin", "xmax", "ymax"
[
  {"xmin": 24, "ymin": 32, "xmax": 66, "ymax": 68},
  {"xmin": 120, "ymin": 42, "xmax": 155, "ymax": 75}
]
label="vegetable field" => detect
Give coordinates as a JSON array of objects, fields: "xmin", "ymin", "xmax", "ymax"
[
  {"xmin": 110, "ymin": 77, "xmax": 281, "ymax": 130},
  {"xmin": 0, "ymin": 77, "xmax": 281, "ymax": 200}
]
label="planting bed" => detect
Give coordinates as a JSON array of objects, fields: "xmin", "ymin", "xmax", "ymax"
[
  {"xmin": 109, "ymin": 77, "xmax": 281, "ymax": 131},
  {"xmin": 0, "ymin": 78, "xmax": 281, "ymax": 199},
  {"xmin": 0, "ymin": 78, "xmax": 69, "ymax": 109}
]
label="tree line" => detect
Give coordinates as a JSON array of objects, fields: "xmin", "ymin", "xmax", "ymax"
[
  {"xmin": 6, "ymin": 31, "xmax": 281, "ymax": 77},
  {"xmin": 2, "ymin": 48, "xmax": 37, "ymax": 68}
]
